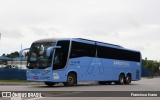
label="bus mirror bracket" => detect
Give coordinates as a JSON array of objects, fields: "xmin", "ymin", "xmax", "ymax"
[
  {"xmin": 19, "ymin": 48, "xmax": 30, "ymax": 60},
  {"xmin": 46, "ymin": 46, "xmax": 61, "ymax": 57}
]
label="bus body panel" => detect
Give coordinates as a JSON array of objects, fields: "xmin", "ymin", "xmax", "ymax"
[{"xmin": 27, "ymin": 57, "xmax": 141, "ymax": 82}]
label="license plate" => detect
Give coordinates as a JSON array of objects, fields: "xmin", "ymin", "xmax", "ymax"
[{"xmin": 34, "ymin": 76, "xmax": 38, "ymax": 80}]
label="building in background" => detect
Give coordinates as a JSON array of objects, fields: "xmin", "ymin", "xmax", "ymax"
[{"xmin": 0, "ymin": 56, "xmax": 27, "ymax": 69}]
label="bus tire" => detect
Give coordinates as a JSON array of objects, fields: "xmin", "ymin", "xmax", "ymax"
[
  {"xmin": 63, "ymin": 73, "xmax": 76, "ymax": 86},
  {"xmin": 116, "ymin": 74, "xmax": 125, "ymax": 85},
  {"xmin": 125, "ymin": 75, "xmax": 131, "ymax": 84},
  {"xmin": 44, "ymin": 82, "xmax": 55, "ymax": 87}
]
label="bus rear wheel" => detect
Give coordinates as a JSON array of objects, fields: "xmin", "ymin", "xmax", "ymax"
[
  {"xmin": 63, "ymin": 73, "xmax": 76, "ymax": 86},
  {"xmin": 44, "ymin": 82, "xmax": 55, "ymax": 87},
  {"xmin": 125, "ymin": 75, "xmax": 131, "ymax": 84},
  {"xmin": 115, "ymin": 74, "xmax": 125, "ymax": 85}
]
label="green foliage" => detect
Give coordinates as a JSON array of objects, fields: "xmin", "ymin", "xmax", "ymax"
[
  {"xmin": 1, "ymin": 51, "xmax": 29, "ymax": 58},
  {"xmin": 1, "ymin": 51, "xmax": 19, "ymax": 58},
  {"xmin": 142, "ymin": 59, "xmax": 160, "ymax": 73},
  {"xmin": 2, "ymin": 53, "xmax": 6, "ymax": 56}
]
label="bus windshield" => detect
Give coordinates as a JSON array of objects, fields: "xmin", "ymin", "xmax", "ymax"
[{"xmin": 27, "ymin": 42, "xmax": 55, "ymax": 69}]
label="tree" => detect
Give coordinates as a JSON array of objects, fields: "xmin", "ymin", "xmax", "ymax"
[
  {"xmin": 6, "ymin": 51, "xmax": 19, "ymax": 58},
  {"xmin": 142, "ymin": 59, "xmax": 160, "ymax": 74},
  {"xmin": 2, "ymin": 53, "xmax": 6, "ymax": 56}
]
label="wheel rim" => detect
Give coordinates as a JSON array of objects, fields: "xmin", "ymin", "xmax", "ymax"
[
  {"xmin": 68, "ymin": 76, "xmax": 74, "ymax": 84},
  {"xmin": 120, "ymin": 76, "xmax": 124, "ymax": 84},
  {"xmin": 126, "ymin": 76, "xmax": 131, "ymax": 83}
]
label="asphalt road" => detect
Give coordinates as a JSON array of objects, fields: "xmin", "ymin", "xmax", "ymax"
[{"xmin": 0, "ymin": 77, "xmax": 160, "ymax": 100}]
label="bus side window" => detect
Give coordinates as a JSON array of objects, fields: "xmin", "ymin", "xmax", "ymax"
[{"xmin": 70, "ymin": 41, "xmax": 96, "ymax": 58}]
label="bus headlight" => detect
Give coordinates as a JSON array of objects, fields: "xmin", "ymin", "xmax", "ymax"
[{"xmin": 42, "ymin": 70, "xmax": 50, "ymax": 75}]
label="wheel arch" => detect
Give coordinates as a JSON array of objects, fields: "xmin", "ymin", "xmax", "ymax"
[
  {"xmin": 67, "ymin": 71, "xmax": 77, "ymax": 81},
  {"xmin": 126, "ymin": 73, "xmax": 132, "ymax": 80},
  {"xmin": 119, "ymin": 72, "xmax": 125, "ymax": 77},
  {"xmin": 68, "ymin": 71, "xmax": 77, "ymax": 76}
]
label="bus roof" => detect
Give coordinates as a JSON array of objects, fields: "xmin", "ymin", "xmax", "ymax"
[
  {"xmin": 33, "ymin": 38, "xmax": 58, "ymax": 43},
  {"xmin": 33, "ymin": 38, "xmax": 121, "ymax": 47},
  {"xmin": 73, "ymin": 38, "xmax": 123, "ymax": 48},
  {"xmin": 71, "ymin": 38, "xmax": 140, "ymax": 53},
  {"xmin": 32, "ymin": 38, "xmax": 140, "ymax": 53}
]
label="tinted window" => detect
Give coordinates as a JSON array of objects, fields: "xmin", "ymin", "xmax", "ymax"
[
  {"xmin": 70, "ymin": 41, "xmax": 96, "ymax": 58},
  {"xmin": 53, "ymin": 41, "xmax": 70, "ymax": 70},
  {"xmin": 97, "ymin": 46, "xmax": 140, "ymax": 62}
]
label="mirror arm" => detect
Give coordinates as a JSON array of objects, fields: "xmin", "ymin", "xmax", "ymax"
[
  {"xmin": 19, "ymin": 48, "xmax": 30, "ymax": 60},
  {"xmin": 46, "ymin": 46, "xmax": 61, "ymax": 57}
]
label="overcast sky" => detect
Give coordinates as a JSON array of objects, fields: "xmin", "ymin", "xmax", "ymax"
[{"xmin": 0, "ymin": 0, "xmax": 160, "ymax": 61}]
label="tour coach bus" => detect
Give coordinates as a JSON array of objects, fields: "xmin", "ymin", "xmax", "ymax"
[{"xmin": 20, "ymin": 38, "xmax": 141, "ymax": 86}]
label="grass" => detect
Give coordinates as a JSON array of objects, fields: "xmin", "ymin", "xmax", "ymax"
[{"xmin": 0, "ymin": 79, "xmax": 27, "ymax": 82}]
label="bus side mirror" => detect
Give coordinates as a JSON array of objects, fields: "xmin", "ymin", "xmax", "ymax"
[
  {"xmin": 19, "ymin": 48, "xmax": 30, "ymax": 60},
  {"xmin": 46, "ymin": 46, "xmax": 61, "ymax": 57}
]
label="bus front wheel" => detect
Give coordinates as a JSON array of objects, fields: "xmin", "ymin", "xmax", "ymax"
[
  {"xmin": 63, "ymin": 73, "xmax": 76, "ymax": 86},
  {"xmin": 44, "ymin": 82, "xmax": 55, "ymax": 87}
]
